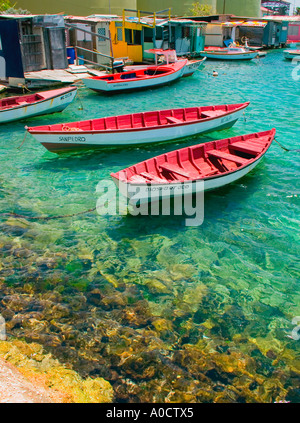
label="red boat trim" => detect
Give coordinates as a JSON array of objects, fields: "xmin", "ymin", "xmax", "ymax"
[{"xmin": 27, "ymin": 102, "xmax": 249, "ymax": 135}]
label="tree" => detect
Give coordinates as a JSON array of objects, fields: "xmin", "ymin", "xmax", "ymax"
[
  {"xmin": 188, "ymin": 2, "xmax": 214, "ymax": 16},
  {"xmin": 295, "ymin": 7, "xmax": 300, "ymax": 16},
  {"xmin": 0, "ymin": 0, "xmax": 30, "ymax": 14}
]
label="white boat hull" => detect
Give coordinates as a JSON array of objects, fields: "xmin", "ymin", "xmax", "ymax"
[
  {"xmin": 112, "ymin": 156, "xmax": 264, "ymax": 205},
  {"xmin": 0, "ymin": 89, "xmax": 77, "ymax": 123},
  {"xmin": 82, "ymin": 66, "xmax": 185, "ymax": 92},
  {"xmin": 283, "ymin": 50, "xmax": 300, "ymax": 60},
  {"xmin": 200, "ymin": 51, "xmax": 258, "ymax": 60},
  {"xmin": 31, "ymin": 108, "xmax": 245, "ymax": 151}
]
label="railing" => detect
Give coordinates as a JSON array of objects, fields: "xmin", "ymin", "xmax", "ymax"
[
  {"xmin": 122, "ymin": 8, "xmax": 172, "ymax": 28},
  {"xmin": 74, "ymin": 46, "xmax": 114, "ymax": 70},
  {"xmin": 65, "ymin": 22, "xmax": 115, "ymax": 70}
]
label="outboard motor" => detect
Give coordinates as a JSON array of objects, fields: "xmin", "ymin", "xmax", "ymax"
[{"xmin": 113, "ymin": 60, "xmax": 124, "ymax": 73}]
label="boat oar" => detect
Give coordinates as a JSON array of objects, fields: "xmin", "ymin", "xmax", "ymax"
[{"xmin": 274, "ymin": 137, "xmax": 300, "ymax": 153}]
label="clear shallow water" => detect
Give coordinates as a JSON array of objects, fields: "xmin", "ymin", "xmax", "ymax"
[{"xmin": 0, "ymin": 50, "xmax": 299, "ymax": 403}]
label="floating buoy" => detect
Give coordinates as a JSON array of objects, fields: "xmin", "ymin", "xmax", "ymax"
[{"xmin": 213, "ymin": 71, "xmax": 218, "ymax": 77}]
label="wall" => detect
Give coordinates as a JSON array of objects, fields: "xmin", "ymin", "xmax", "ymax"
[
  {"xmin": 17, "ymin": 0, "xmax": 261, "ymax": 18},
  {"xmin": 216, "ymin": 0, "xmax": 261, "ymax": 17},
  {"xmin": 16, "ymin": 0, "xmax": 137, "ymax": 16},
  {"xmin": 137, "ymin": 0, "xmax": 217, "ymax": 16}
]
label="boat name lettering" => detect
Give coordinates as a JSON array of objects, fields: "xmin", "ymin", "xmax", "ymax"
[
  {"xmin": 221, "ymin": 115, "xmax": 232, "ymax": 123},
  {"xmin": 147, "ymin": 185, "xmax": 190, "ymax": 192},
  {"xmin": 58, "ymin": 136, "xmax": 86, "ymax": 142},
  {"xmin": 60, "ymin": 92, "xmax": 73, "ymax": 100}
]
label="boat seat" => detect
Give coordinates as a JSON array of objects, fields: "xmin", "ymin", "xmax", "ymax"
[
  {"xmin": 207, "ymin": 149, "xmax": 248, "ymax": 165},
  {"xmin": 17, "ymin": 101, "xmax": 28, "ymax": 106},
  {"xmin": 166, "ymin": 116, "xmax": 183, "ymax": 124},
  {"xmin": 230, "ymin": 142, "xmax": 261, "ymax": 155},
  {"xmin": 140, "ymin": 172, "xmax": 164, "ymax": 182},
  {"xmin": 129, "ymin": 174, "xmax": 148, "ymax": 183},
  {"xmin": 159, "ymin": 162, "xmax": 190, "ymax": 177},
  {"xmin": 201, "ymin": 110, "xmax": 224, "ymax": 118}
]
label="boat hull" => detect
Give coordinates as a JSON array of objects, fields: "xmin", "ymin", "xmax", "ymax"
[
  {"xmin": 283, "ymin": 50, "xmax": 300, "ymax": 60},
  {"xmin": 0, "ymin": 87, "xmax": 77, "ymax": 123},
  {"xmin": 29, "ymin": 105, "xmax": 248, "ymax": 152},
  {"xmin": 200, "ymin": 51, "xmax": 258, "ymax": 60},
  {"xmin": 111, "ymin": 129, "xmax": 275, "ymax": 205},
  {"xmin": 111, "ymin": 156, "xmax": 265, "ymax": 204},
  {"xmin": 82, "ymin": 62, "xmax": 186, "ymax": 92}
]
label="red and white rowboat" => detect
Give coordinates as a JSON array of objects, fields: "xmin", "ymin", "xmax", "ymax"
[
  {"xmin": 82, "ymin": 60, "xmax": 187, "ymax": 93},
  {"xmin": 0, "ymin": 87, "xmax": 77, "ymax": 124},
  {"xmin": 201, "ymin": 47, "xmax": 259, "ymax": 60},
  {"xmin": 111, "ymin": 129, "xmax": 275, "ymax": 204},
  {"xmin": 27, "ymin": 102, "xmax": 249, "ymax": 152}
]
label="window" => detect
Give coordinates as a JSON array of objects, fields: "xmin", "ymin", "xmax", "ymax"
[
  {"xmin": 125, "ymin": 28, "xmax": 132, "ymax": 44},
  {"xmin": 144, "ymin": 27, "xmax": 153, "ymax": 43},
  {"xmin": 98, "ymin": 27, "xmax": 106, "ymax": 40},
  {"xmin": 117, "ymin": 28, "xmax": 123, "ymax": 41}
]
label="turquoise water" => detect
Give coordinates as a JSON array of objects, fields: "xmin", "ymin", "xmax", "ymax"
[{"xmin": 0, "ymin": 50, "xmax": 299, "ymax": 402}]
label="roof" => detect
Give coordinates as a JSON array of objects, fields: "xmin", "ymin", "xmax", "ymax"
[{"xmin": 263, "ymin": 15, "xmax": 300, "ymax": 22}]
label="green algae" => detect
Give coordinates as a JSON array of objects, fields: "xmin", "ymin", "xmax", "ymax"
[{"xmin": 0, "ymin": 339, "xmax": 114, "ymax": 403}]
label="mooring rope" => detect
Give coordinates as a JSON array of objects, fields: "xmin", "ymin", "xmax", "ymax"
[
  {"xmin": 274, "ymin": 137, "xmax": 300, "ymax": 152},
  {"xmin": 17, "ymin": 131, "xmax": 28, "ymax": 150}
]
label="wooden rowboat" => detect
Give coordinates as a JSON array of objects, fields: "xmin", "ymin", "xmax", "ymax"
[
  {"xmin": 283, "ymin": 50, "xmax": 300, "ymax": 60},
  {"xmin": 200, "ymin": 47, "xmax": 259, "ymax": 60},
  {"xmin": 82, "ymin": 60, "xmax": 187, "ymax": 93},
  {"xmin": 111, "ymin": 129, "xmax": 275, "ymax": 204},
  {"xmin": 27, "ymin": 102, "xmax": 249, "ymax": 152},
  {"xmin": 0, "ymin": 87, "xmax": 77, "ymax": 124}
]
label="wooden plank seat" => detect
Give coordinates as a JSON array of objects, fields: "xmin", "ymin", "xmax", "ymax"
[
  {"xmin": 140, "ymin": 172, "xmax": 164, "ymax": 182},
  {"xmin": 230, "ymin": 141, "xmax": 261, "ymax": 155},
  {"xmin": 166, "ymin": 116, "xmax": 183, "ymax": 124},
  {"xmin": 207, "ymin": 149, "xmax": 248, "ymax": 165},
  {"xmin": 129, "ymin": 175, "xmax": 148, "ymax": 183},
  {"xmin": 201, "ymin": 110, "xmax": 225, "ymax": 118},
  {"xmin": 159, "ymin": 162, "xmax": 190, "ymax": 177}
]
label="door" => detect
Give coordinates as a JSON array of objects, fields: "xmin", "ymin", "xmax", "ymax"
[
  {"xmin": 45, "ymin": 27, "xmax": 68, "ymax": 69},
  {"xmin": 0, "ymin": 19, "xmax": 24, "ymax": 78}
]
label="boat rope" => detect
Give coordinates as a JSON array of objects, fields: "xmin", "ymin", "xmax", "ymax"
[
  {"xmin": 17, "ymin": 131, "xmax": 28, "ymax": 150},
  {"xmin": 0, "ymin": 206, "xmax": 97, "ymax": 221},
  {"xmin": 76, "ymin": 88, "xmax": 84, "ymax": 110},
  {"xmin": 274, "ymin": 137, "xmax": 300, "ymax": 152}
]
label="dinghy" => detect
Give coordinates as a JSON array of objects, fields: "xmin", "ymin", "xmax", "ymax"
[
  {"xmin": 0, "ymin": 86, "xmax": 77, "ymax": 124},
  {"xmin": 200, "ymin": 47, "xmax": 259, "ymax": 60},
  {"xmin": 27, "ymin": 102, "xmax": 249, "ymax": 152},
  {"xmin": 283, "ymin": 50, "xmax": 300, "ymax": 60},
  {"xmin": 111, "ymin": 129, "xmax": 275, "ymax": 204},
  {"xmin": 82, "ymin": 60, "xmax": 187, "ymax": 93}
]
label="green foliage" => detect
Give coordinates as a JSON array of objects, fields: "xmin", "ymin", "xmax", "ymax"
[
  {"xmin": 295, "ymin": 7, "xmax": 300, "ymax": 16},
  {"xmin": 0, "ymin": 0, "xmax": 31, "ymax": 14},
  {"xmin": 188, "ymin": 2, "xmax": 214, "ymax": 16}
]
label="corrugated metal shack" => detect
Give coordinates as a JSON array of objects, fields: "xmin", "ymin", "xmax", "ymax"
[{"xmin": 0, "ymin": 14, "xmax": 68, "ymax": 87}]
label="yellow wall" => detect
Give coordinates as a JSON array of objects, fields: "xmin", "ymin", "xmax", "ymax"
[{"xmin": 110, "ymin": 21, "xmax": 143, "ymax": 62}]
